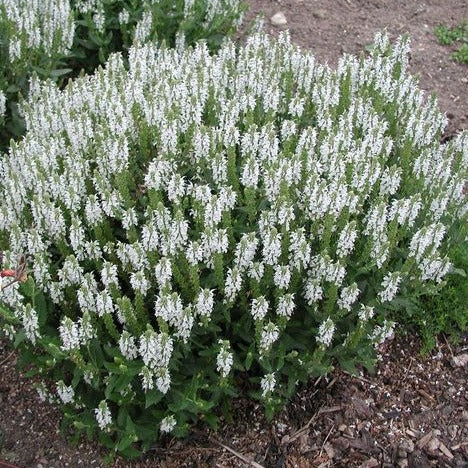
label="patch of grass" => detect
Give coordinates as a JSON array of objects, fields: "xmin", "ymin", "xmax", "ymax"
[
  {"xmin": 435, "ymin": 21, "xmax": 468, "ymax": 64},
  {"xmin": 452, "ymin": 43, "xmax": 468, "ymax": 64}
]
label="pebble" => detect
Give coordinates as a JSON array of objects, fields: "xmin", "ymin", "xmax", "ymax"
[
  {"xmin": 451, "ymin": 353, "xmax": 468, "ymax": 367},
  {"xmin": 313, "ymin": 9, "xmax": 327, "ymax": 19},
  {"xmin": 270, "ymin": 12, "xmax": 287, "ymax": 27}
]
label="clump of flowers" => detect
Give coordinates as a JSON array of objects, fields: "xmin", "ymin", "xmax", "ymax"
[
  {"xmin": 0, "ymin": 0, "xmax": 245, "ymax": 150},
  {"xmin": 0, "ymin": 0, "xmax": 75, "ymax": 146},
  {"xmin": 0, "ymin": 32, "xmax": 466, "ymax": 457},
  {"xmin": 71, "ymin": 0, "xmax": 246, "ymax": 75},
  {"xmin": 0, "ymin": 0, "xmax": 74, "ymax": 63}
]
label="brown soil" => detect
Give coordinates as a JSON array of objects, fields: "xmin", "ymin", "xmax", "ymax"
[{"xmin": 1, "ymin": 1, "xmax": 467, "ymax": 467}]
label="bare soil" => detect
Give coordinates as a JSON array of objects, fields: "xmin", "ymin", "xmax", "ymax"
[{"xmin": 1, "ymin": 1, "xmax": 467, "ymax": 467}]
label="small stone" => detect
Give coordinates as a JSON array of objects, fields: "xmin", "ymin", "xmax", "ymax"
[
  {"xmin": 359, "ymin": 458, "xmax": 378, "ymax": 468},
  {"xmin": 461, "ymin": 77, "xmax": 468, "ymax": 84},
  {"xmin": 313, "ymin": 9, "xmax": 327, "ymax": 19},
  {"xmin": 451, "ymin": 353, "xmax": 468, "ymax": 368},
  {"xmin": 427, "ymin": 438, "xmax": 440, "ymax": 453},
  {"xmin": 270, "ymin": 12, "xmax": 287, "ymax": 27},
  {"xmin": 400, "ymin": 439, "xmax": 415, "ymax": 453}
]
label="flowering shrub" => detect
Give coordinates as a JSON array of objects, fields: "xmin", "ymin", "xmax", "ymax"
[{"xmin": 0, "ymin": 32, "xmax": 466, "ymax": 457}]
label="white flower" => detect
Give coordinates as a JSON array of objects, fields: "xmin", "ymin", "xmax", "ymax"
[
  {"xmin": 336, "ymin": 222, "xmax": 358, "ymax": 258},
  {"xmin": 101, "ymin": 262, "xmax": 119, "ymax": 289},
  {"xmin": 225, "ymin": 266, "xmax": 243, "ymax": 302},
  {"xmin": 234, "ymin": 233, "xmax": 258, "ymax": 270},
  {"xmin": 277, "ymin": 294, "xmax": 295, "ymax": 319},
  {"xmin": 260, "ymin": 322, "xmax": 279, "ymax": 353},
  {"xmin": 56, "ymin": 381, "xmax": 74, "ymax": 404},
  {"xmin": 337, "ymin": 283, "xmax": 360, "ymax": 311},
  {"xmin": 273, "ymin": 265, "xmax": 291, "ymax": 290},
  {"xmin": 260, "ymin": 373, "xmax": 276, "ymax": 397},
  {"xmin": 95, "ymin": 400, "xmax": 112, "ymax": 430},
  {"xmin": 247, "ymin": 262, "xmax": 264, "ymax": 282},
  {"xmin": 122, "ymin": 208, "xmax": 138, "ymax": 230},
  {"xmin": 378, "ymin": 272, "xmax": 402, "ymax": 302},
  {"xmin": 59, "ymin": 317, "xmax": 80, "ymax": 351},
  {"xmin": 139, "ymin": 330, "xmax": 173, "ymax": 369},
  {"xmin": 155, "ymin": 367, "xmax": 171, "ymax": 394},
  {"xmin": 262, "ymin": 228, "xmax": 282, "ymax": 266},
  {"xmin": 140, "ymin": 366, "xmax": 154, "ymax": 391},
  {"xmin": 195, "ymin": 288, "xmax": 214, "ymax": 318},
  {"xmin": 216, "ymin": 340, "xmax": 233, "ymax": 377},
  {"xmin": 21, "ymin": 304, "xmax": 40, "ymax": 344},
  {"xmin": 79, "ymin": 312, "xmax": 96, "ymax": 343},
  {"xmin": 418, "ymin": 256, "xmax": 451, "ymax": 283},
  {"xmin": 304, "ymin": 278, "xmax": 323, "ymax": 305},
  {"xmin": 119, "ymin": 331, "xmax": 138, "ymax": 360},
  {"xmin": 0, "ymin": 90, "xmax": 6, "ymax": 117},
  {"xmin": 241, "ymin": 157, "xmax": 260, "ymax": 188},
  {"xmin": 289, "ymin": 228, "xmax": 311, "ymax": 270},
  {"xmin": 358, "ymin": 305, "xmax": 375, "ymax": 322},
  {"xmin": 369, "ymin": 320, "xmax": 395, "ymax": 344},
  {"xmin": 130, "ymin": 271, "xmax": 150, "ymax": 295},
  {"xmin": 93, "ymin": 9, "xmax": 105, "ymax": 32},
  {"xmin": 409, "ymin": 223, "xmax": 446, "ymax": 262},
  {"xmin": 154, "ymin": 258, "xmax": 172, "ymax": 288},
  {"xmin": 317, "ymin": 317, "xmax": 335, "ymax": 347},
  {"xmin": 251, "ymin": 296, "xmax": 269, "ymax": 321},
  {"xmin": 118, "ymin": 9, "xmax": 130, "ymax": 25},
  {"xmin": 160, "ymin": 415, "xmax": 176, "ymax": 434}
]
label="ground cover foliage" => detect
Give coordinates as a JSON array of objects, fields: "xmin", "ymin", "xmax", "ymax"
[{"xmin": 0, "ymin": 4, "xmax": 466, "ymax": 461}]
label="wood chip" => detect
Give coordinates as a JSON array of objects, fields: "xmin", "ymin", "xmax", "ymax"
[
  {"xmin": 417, "ymin": 389, "xmax": 435, "ymax": 403},
  {"xmin": 406, "ymin": 429, "xmax": 418, "ymax": 438},
  {"xmin": 416, "ymin": 432, "xmax": 433, "ymax": 449},
  {"xmin": 438, "ymin": 442, "xmax": 454, "ymax": 460}
]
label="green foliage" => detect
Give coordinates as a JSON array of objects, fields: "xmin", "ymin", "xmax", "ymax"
[
  {"xmin": 393, "ymin": 221, "xmax": 467, "ymax": 354},
  {"xmin": 435, "ymin": 21, "xmax": 468, "ymax": 64}
]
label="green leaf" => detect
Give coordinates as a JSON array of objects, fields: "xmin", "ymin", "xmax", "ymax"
[
  {"xmin": 14, "ymin": 330, "xmax": 26, "ymax": 348},
  {"xmin": 145, "ymin": 388, "xmax": 164, "ymax": 408},
  {"xmin": 49, "ymin": 68, "xmax": 73, "ymax": 78},
  {"xmin": 202, "ymin": 413, "xmax": 218, "ymax": 430}
]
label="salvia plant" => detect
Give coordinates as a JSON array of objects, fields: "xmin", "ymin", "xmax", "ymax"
[
  {"xmin": 0, "ymin": 0, "xmax": 246, "ymax": 149},
  {"xmin": 0, "ymin": 32, "xmax": 466, "ymax": 458},
  {"xmin": 69, "ymin": 0, "xmax": 246, "ymax": 76},
  {"xmin": 0, "ymin": 0, "xmax": 75, "ymax": 144}
]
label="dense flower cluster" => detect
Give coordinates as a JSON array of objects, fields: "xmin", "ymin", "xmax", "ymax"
[
  {"xmin": 0, "ymin": 0, "xmax": 74, "ymax": 61},
  {"xmin": 0, "ymin": 32, "xmax": 466, "ymax": 450}
]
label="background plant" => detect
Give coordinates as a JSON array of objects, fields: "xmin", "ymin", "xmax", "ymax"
[
  {"xmin": 0, "ymin": 32, "xmax": 466, "ymax": 458},
  {"xmin": 434, "ymin": 20, "xmax": 468, "ymax": 64},
  {"xmin": 0, "ymin": 0, "xmax": 75, "ymax": 148},
  {"xmin": 0, "ymin": 0, "xmax": 246, "ymax": 151},
  {"xmin": 69, "ymin": 0, "xmax": 246, "ymax": 75}
]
